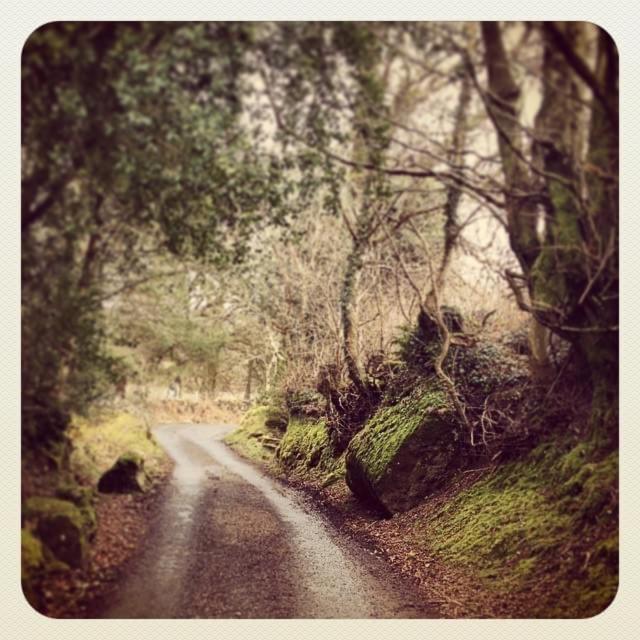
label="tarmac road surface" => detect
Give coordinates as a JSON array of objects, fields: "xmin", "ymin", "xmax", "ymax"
[{"xmin": 100, "ymin": 423, "xmax": 437, "ymax": 619}]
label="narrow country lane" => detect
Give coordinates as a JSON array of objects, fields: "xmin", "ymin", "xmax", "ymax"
[{"xmin": 99, "ymin": 423, "xmax": 437, "ymax": 618}]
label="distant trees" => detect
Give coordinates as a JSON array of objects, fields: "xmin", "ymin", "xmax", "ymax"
[
  {"xmin": 257, "ymin": 23, "xmax": 478, "ymax": 391},
  {"xmin": 107, "ymin": 267, "xmax": 228, "ymax": 396}
]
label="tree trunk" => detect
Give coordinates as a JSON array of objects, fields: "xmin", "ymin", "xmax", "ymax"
[
  {"xmin": 244, "ymin": 358, "xmax": 253, "ymax": 403},
  {"xmin": 481, "ymin": 22, "xmax": 541, "ymax": 270},
  {"xmin": 528, "ymin": 317, "xmax": 551, "ymax": 382},
  {"xmin": 206, "ymin": 346, "xmax": 222, "ymax": 400},
  {"xmin": 340, "ymin": 235, "xmax": 368, "ymax": 393},
  {"xmin": 482, "ymin": 22, "xmax": 618, "ymax": 439},
  {"xmin": 533, "ymin": 23, "xmax": 618, "ymax": 438}
]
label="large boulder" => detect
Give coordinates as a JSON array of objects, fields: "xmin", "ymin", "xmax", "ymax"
[
  {"xmin": 22, "ymin": 497, "xmax": 90, "ymax": 569},
  {"xmin": 98, "ymin": 451, "xmax": 148, "ymax": 493},
  {"xmin": 345, "ymin": 387, "xmax": 460, "ymax": 515}
]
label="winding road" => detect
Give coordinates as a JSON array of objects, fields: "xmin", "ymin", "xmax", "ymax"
[{"xmin": 100, "ymin": 423, "xmax": 436, "ymax": 618}]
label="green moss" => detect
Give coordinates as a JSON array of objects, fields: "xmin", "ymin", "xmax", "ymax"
[
  {"xmin": 277, "ymin": 418, "xmax": 345, "ymax": 482},
  {"xmin": 119, "ymin": 451, "xmax": 145, "ymax": 467},
  {"xmin": 24, "ymin": 496, "xmax": 87, "ymax": 532},
  {"xmin": 224, "ymin": 405, "xmax": 283, "ymax": 462},
  {"xmin": 23, "ymin": 497, "xmax": 89, "ymax": 569},
  {"xmin": 549, "ymin": 182, "xmax": 581, "ymax": 244},
  {"xmin": 559, "ymin": 441, "xmax": 593, "ymax": 477},
  {"xmin": 546, "ymin": 531, "xmax": 619, "ymax": 618},
  {"xmin": 55, "ymin": 483, "xmax": 97, "ymax": 538},
  {"xmin": 429, "ymin": 469, "xmax": 571, "ymax": 567},
  {"xmin": 514, "ymin": 556, "xmax": 537, "ymax": 576},
  {"xmin": 559, "ymin": 450, "xmax": 618, "ymax": 522},
  {"xmin": 264, "ymin": 405, "xmax": 289, "ymax": 431},
  {"xmin": 228, "ymin": 406, "xmax": 344, "ymax": 483},
  {"xmin": 321, "ymin": 471, "xmax": 343, "ymax": 488},
  {"xmin": 531, "ymin": 179, "xmax": 588, "ymax": 320},
  {"xmin": 240, "ymin": 405, "xmax": 273, "ymax": 433},
  {"xmin": 21, "ymin": 529, "xmax": 46, "ymax": 609},
  {"xmin": 350, "ymin": 388, "xmax": 450, "ymax": 483},
  {"xmin": 344, "ymin": 385, "xmax": 459, "ymax": 514},
  {"xmin": 21, "ymin": 526, "xmax": 75, "ymax": 609},
  {"xmin": 531, "ymin": 247, "xmax": 567, "ymax": 311},
  {"xmin": 21, "ymin": 530, "xmax": 44, "ymax": 579},
  {"xmin": 55, "ymin": 482, "xmax": 95, "ymax": 506},
  {"xmin": 69, "ymin": 412, "xmax": 166, "ymax": 484},
  {"xmin": 414, "ymin": 439, "xmax": 618, "ymax": 617}
]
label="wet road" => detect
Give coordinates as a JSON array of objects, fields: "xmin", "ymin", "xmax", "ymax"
[{"xmin": 100, "ymin": 423, "xmax": 436, "ymax": 618}]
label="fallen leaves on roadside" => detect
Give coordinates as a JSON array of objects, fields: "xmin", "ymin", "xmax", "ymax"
[{"xmin": 34, "ymin": 460, "xmax": 172, "ymax": 618}]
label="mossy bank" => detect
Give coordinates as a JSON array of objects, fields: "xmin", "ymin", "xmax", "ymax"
[
  {"xmin": 415, "ymin": 440, "xmax": 618, "ymax": 617},
  {"xmin": 21, "ymin": 410, "xmax": 171, "ymax": 615},
  {"xmin": 227, "ymin": 397, "xmax": 618, "ymax": 618}
]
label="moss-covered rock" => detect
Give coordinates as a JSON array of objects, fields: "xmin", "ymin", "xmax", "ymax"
[
  {"xmin": 224, "ymin": 405, "xmax": 284, "ymax": 462},
  {"xmin": 69, "ymin": 412, "xmax": 166, "ymax": 485},
  {"xmin": 276, "ymin": 418, "xmax": 344, "ymax": 482},
  {"xmin": 98, "ymin": 451, "xmax": 148, "ymax": 493},
  {"xmin": 22, "ymin": 497, "xmax": 89, "ymax": 569},
  {"xmin": 345, "ymin": 387, "xmax": 460, "ymax": 514},
  {"xmin": 284, "ymin": 389, "xmax": 325, "ymax": 419},
  {"xmin": 55, "ymin": 482, "xmax": 94, "ymax": 505},
  {"xmin": 21, "ymin": 525, "xmax": 76, "ymax": 609}
]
